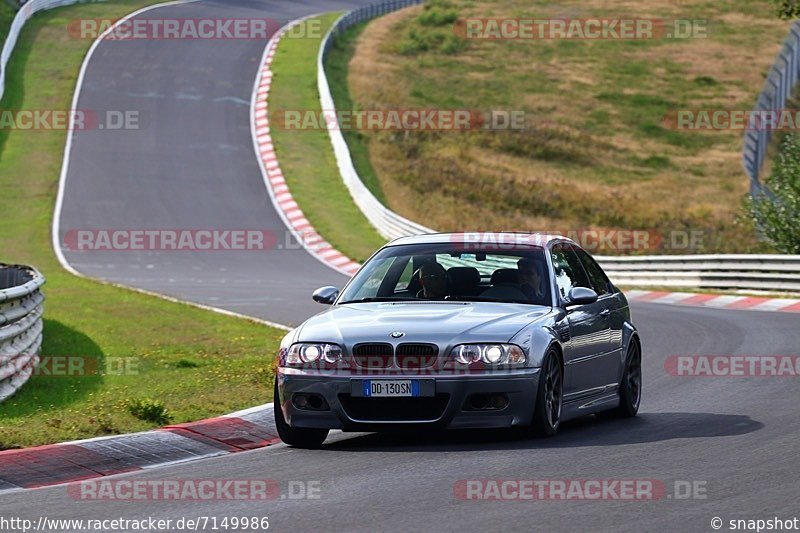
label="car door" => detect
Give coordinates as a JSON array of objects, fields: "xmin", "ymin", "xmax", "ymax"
[
  {"xmin": 573, "ymin": 246, "xmax": 625, "ymax": 386},
  {"xmin": 550, "ymin": 242, "xmax": 613, "ymax": 401}
]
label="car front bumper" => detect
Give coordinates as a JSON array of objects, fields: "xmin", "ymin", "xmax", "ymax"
[{"xmin": 277, "ymin": 368, "xmax": 540, "ymax": 431}]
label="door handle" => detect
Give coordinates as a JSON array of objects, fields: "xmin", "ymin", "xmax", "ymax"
[{"xmin": 599, "ymin": 309, "xmax": 611, "ymax": 317}]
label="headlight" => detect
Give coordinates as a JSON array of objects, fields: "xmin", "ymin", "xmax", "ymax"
[
  {"xmin": 448, "ymin": 344, "xmax": 525, "ymax": 365},
  {"xmin": 286, "ymin": 343, "xmax": 343, "ymax": 365}
]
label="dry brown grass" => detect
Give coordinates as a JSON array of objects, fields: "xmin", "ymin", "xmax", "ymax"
[{"xmin": 339, "ymin": 0, "xmax": 791, "ymax": 253}]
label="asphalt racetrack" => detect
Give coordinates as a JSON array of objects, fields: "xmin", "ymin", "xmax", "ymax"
[
  {"xmin": 56, "ymin": 0, "xmax": 371, "ymax": 326},
  {"xmin": 4, "ymin": 302, "xmax": 799, "ymax": 531}
]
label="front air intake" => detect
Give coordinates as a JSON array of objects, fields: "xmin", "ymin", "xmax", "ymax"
[
  {"xmin": 395, "ymin": 343, "xmax": 438, "ymax": 369},
  {"xmin": 352, "ymin": 343, "xmax": 393, "ymax": 368}
]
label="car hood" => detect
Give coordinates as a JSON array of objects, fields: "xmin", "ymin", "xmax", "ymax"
[{"xmin": 297, "ymin": 301, "xmax": 551, "ymax": 347}]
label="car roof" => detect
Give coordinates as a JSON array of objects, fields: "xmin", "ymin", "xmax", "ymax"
[{"xmin": 386, "ymin": 232, "xmax": 577, "ymax": 248}]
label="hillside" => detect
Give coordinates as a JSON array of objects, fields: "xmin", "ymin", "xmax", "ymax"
[{"xmin": 328, "ymin": 0, "xmax": 791, "ymax": 253}]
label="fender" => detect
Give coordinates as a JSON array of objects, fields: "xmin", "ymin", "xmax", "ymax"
[{"xmin": 509, "ymin": 324, "xmax": 562, "ymax": 369}]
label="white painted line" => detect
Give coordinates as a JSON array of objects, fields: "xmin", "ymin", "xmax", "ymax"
[
  {"xmin": 750, "ymin": 298, "xmax": 800, "ymax": 312},
  {"xmin": 624, "ymin": 290, "xmax": 652, "ymax": 300},
  {"xmin": 701, "ymin": 295, "xmax": 747, "ymax": 307},
  {"xmin": 649, "ymin": 292, "xmax": 698, "ymax": 304},
  {"xmin": 49, "ymin": 0, "xmax": 294, "ymax": 332},
  {"xmin": 223, "ymin": 402, "xmax": 275, "ymax": 418},
  {"xmin": 52, "ymin": 0, "xmax": 197, "ymax": 280}
]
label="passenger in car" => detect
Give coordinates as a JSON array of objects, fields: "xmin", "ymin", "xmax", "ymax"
[{"xmin": 416, "ymin": 261, "xmax": 448, "ymax": 299}]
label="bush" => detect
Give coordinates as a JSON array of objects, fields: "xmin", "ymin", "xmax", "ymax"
[
  {"xmin": 748, "ymin": 134, "xmax": 800, "ymax": 253},
  {"xmin": 395, "ymin": 1, "xmax": 465, "ymax": 55},
  {"xmin": 418, "ymin": 7, "xmax": 458, "ymax": 27},
  {"xmin": 774, "ymin": 0, "xmax": 800, "ymax": 20},
  {"xmin": 127, "ymin": 398, "xmax": 171, "ymax": 425}
]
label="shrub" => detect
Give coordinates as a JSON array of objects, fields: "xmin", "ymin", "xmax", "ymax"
[
  {"xmin": 418, "ymin": 7, "xmax": 458, "ymax": 27},
  {"xmin": 127, "ymin": 398, "xmax": 171, "ymax": 425},
  {"xmin": 748, "ymin": 134, "xmax": 800, "ymax": 253},
  {"xmin": 774, "ymin": 0, "xmax": 800, "ymax": 20}
]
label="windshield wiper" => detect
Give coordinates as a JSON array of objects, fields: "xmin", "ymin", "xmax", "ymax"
[{"xmin": 337, "ymin": 297, "xmax": 419, "ymax": 304}]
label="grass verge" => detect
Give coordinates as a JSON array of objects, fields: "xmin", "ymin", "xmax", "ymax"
[
  {"xmin": 269, "ymin": 13, "xmax": 386, "ymax": 263},
  {"xmin": 0, "ymin": 0, "xmax": 283, "ymax": 449},
  {"xmin": 0, "ymin": 1, "xmax": 15, "ymax": 45},
  {"xmin": 326, "ymin": 0, "xmax": 793, "ymax": 254}
]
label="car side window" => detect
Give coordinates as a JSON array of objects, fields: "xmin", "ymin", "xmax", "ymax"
[
  {"xmin": 550, "ymin": 243, "xmax": 592, "ymax": 301},
  {"xmin": 574, "ymin": 248, "xmax": 612, "ymax": 296}
]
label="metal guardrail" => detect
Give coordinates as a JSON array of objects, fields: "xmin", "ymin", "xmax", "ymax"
[
  {"xmin": 0, "ymin": 264, "xmax": 45, "ymax": 402},
  {"xmin": 319, "ymin": 1, "xmax": 800, "ymax": 294},
  {"xmin": 742, "ymin": 20, "xmax": 800, "ymax": 197},
  {"xmin": 0, "ymin": 0, "xmax": 90, "ymax": 102},
  {"xmin": 596, "ymin": 255, "xmax": 800, "ymax": 292},
  {"xmin": 319, "ymin": 0, "xmax": 433, "ymax": 241}
]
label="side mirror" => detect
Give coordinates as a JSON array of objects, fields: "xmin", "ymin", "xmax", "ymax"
[
  {"xmin": 312, "ymin": 286, "xmax": 339, "ymax": 305},
  {"xmin": 566, "ymin": 286, "xmax": 598, "ymax": 307}
]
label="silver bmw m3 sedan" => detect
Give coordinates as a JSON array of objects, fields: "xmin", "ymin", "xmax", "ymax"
[{"xmin": 274, "ymin": 233, "xmax": 642, "ymax": 448}]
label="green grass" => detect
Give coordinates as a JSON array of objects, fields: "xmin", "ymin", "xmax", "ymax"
[
  {"xmin": 269, "ymin": 13, "xmax": 386, "ymax": 263},
  {"xmin": 0, "ymin": 1, "xmax": 15, "ymax": 45},
  {"xmin": 0, "ymin": 0, "xmax": 284, "ymax": 449}
]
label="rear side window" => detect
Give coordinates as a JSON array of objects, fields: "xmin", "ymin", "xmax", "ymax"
[
  {"xmin": 574, "ymin": 248, "xmax": 612, "ymax": 296},
  {"xmin": 550, "ymin": 243, "xmax": 592, "ymax": 301}
]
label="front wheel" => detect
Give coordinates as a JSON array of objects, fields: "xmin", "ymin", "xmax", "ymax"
[
  {"xmin": 273, "ymin": 380, "xmax": 329, "ymax": 449},
  {"xmin": 600, "ymin": 338, "xmax": 642, "ymax": 418},
  {"xmin": 530, "ymin": 348, "xmax": 563, "ymax": 437}
]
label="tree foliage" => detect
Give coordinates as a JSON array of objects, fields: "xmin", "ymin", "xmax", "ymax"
[
  {"xmin": 749, "ymin": 134, "xmax": 800, "ymax": 253},
  {"xmin": 775, "ymin": 0, "xmax": 800, "ymax": 20}
]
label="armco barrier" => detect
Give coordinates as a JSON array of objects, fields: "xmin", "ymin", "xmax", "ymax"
[
  {"xmin": 0, "ymin": 264, "xmax": 45, "ymax": 402},
  {"xmin": 742, "ymin": 20, "xmax": 800, "ymax": 197},
  {"xmin": 318, "ymin": 2, "xmax": 800, "ymax": 294},
  {"xmin": 319, "ymin": 0, "xmax": 433, "ymax": 241},
  {"xmin": 595, "ymin": 255, "xmax": 800, "ymax": 292}
]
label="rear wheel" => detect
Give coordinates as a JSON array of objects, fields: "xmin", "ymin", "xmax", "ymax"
[
  {"xmin": 600, "ymin": 338, "xmax": 641, "ymax": 418},
  {"xmin": 530, "ymin": 348, "xmax": 563, "ymax": 437},
  {"xmin": 273, "ymin": 380, "xmax": 329, "ymax": 449}
]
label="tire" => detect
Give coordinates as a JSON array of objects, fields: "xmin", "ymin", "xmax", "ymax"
[
  {"xmin": 273, "ymin": 380, "xmax": 329, "ymax": 449},
  {"xmin": 600, "ymin": 337, "xmax": 642, "ymax": 419},
  {"xmin": 530, "ymin": 347, "xmax": 563, "ymax": 437}
]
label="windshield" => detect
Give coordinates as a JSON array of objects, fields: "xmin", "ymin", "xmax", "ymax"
[{"xmin": 338, "ymin": 242, "xmax": 551, "ymax": 306}]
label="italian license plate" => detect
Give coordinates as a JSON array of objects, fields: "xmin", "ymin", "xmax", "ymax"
[{"xmin": 363, "ymin": 379, "xmax": 419, "ymax": 397}]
